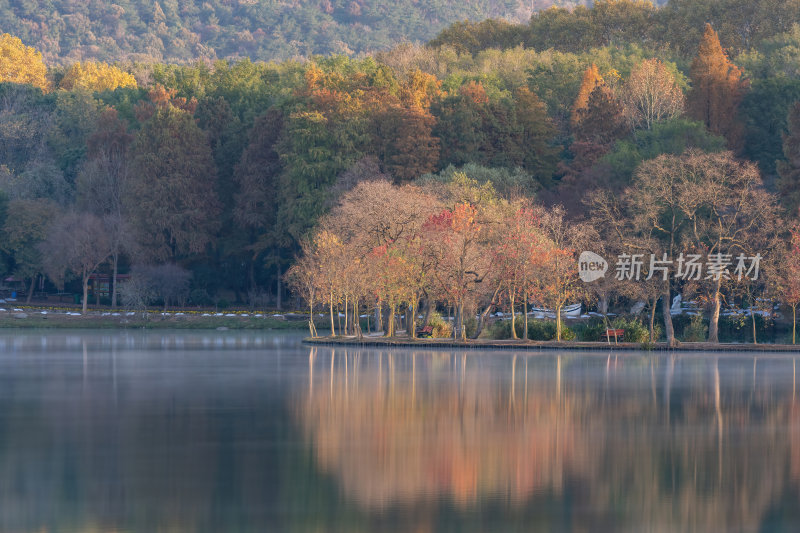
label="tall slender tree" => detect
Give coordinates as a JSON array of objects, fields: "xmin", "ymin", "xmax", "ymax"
[
  {"xmin": 687, "ymin": 23, "xmax": 747, "ymax": 149},
  {"xmin": 76, "ymin": 109, "xmax": 134, "ymax": 307}
]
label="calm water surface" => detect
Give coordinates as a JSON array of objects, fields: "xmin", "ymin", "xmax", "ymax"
[{"xmin": 1, "ymin": 331, "xmax": 799, "ymax": 532}]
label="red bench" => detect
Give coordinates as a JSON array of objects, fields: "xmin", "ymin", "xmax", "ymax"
[
  {"xmin": 416, "ymin": 325, "xmax": 434, "ymax": 338},
  {"xmin": 601, "ymin": 328, "xmax": 625, "ymax": 342}
]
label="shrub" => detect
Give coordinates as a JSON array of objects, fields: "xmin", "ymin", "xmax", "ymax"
[
  {"xmin": 683, "ymin": 314, "xmax": 708, "ymax": 342},
  {"xmin": 487, "ymin": 318, "xmax": 573, "ymax": 341},
  {"xmin": 463, "ymin": 315, "xmax": 478, "ymax": 338},
  {"xmin": 559, "ymin": 326, "xmax": 576, "ymax": 341},
  {"xmin": 488, "ymin": 319, "xmax": 514, "ymax": 339},
  {"xmin": 429, "ymin": 312, "xmax": 453, "ymax": 338},
  {"xmin": 609, "ymin": 316, "xmax": 650, "ymax": 343},
  {"xmin": 573, "ymin": 320, "xmax": 606, "ymax": 341},
  {"xmin": 190, "ymin": 289, "xmax": 213, "ymax": 306},
  {"xmin": 527, "ymin": 320, "xmax": 557, "ymax": 340}
]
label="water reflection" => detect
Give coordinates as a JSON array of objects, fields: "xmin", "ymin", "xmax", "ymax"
[
  {"xmin": 1, "ymin": 331, "xmax": 800, "ymax": 532},
  {"xmin": 0, "ymin": 331, "xmax": 302, "ymax": 533},
  {"xmin": 299, "ymin": 348, "xmax": 800, "ymax": 531}
]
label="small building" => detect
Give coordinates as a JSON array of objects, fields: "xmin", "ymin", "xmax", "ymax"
[{"xmin": 88, "ymin": 274, "xmax": 131, "ymax": 302}]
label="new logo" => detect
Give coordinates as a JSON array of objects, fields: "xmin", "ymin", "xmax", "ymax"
[{"xmin": 579, "ymin": 251, "xmax": 608, "ymax": 282}]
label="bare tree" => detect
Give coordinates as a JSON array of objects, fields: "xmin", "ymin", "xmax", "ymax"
[
  {"xmin": 621, "ymin": 58, "xmax": 684, "ymax": 130},
  {"xmin": 40, "ymin": 212, "xmax": 112, "ymax": 313},
  {"xmin": 134, "ymin": 264, "xmax": 191, "ymax": 311},
  {"xmin": 673, "ymin": 151, "xmax": 778, "ymax": 343},
  {"xmin": 616, "ymin": 151, "xmax": 778, "ymax": 344},
  {"xmin": 286, "ymin": 246, "xmax": 320, "ymax": 338},
  {"xmin": 118, "ymin": 273, "xmax": 156, "ymax": 318}
]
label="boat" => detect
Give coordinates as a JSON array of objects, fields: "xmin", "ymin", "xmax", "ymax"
[{"xmin": 530, "ymin": 303, "xmax": 582, "ymax": 319}]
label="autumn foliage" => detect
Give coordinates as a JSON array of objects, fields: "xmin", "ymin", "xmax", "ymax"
[
  {"xmin": 291, "ymin": 175, "xmax": 581, "ymax": 341},
  {"xmin": 0, "ymin": 33, "xmax": 48, "ymax": 90},
  {"xmin": 687, "ymin": 24, "xmax": 747, "ymax": 149},
  {"xmin": 59, "ymin": 61, "xmax": 137, "ymax": 92}
]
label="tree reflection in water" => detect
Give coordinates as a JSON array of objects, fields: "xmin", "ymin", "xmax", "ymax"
[
  {"xmin": 1, "ymin": 333, "xmax": 800, "ymax": 532},
  {"xmin": 298, "ymin": 348, "xmax": 800, "ymax": 531}
]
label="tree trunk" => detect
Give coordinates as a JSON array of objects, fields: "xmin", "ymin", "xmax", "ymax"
[
  {"xmin": 794, "ymin": 305, "xmax": 797, "ymax": 345},
  {"xmin": 473, "ymin": 304, "xmax": 492, "ymax": 340},
  {"xmin": 329, "ymin": 293, "xmax": 336, "ymax": 336},
  {"xmin": 344, "ymin": 294, "xmax": 349, "ymax": 335},
  {"xmin": 276, "ymin": 265, "xmax": 282, "ymax": 310},
  {"xmin": 524, "ymin": 291, "xmax": 529, "ymax": 341},
  {"xmin": 473, "ymin": 285, "xmax": 502, "ymax": 340},
  {"xmin": 25, "ymin": 276, "xmax": 35, "ymax": 304},
  {"xmin": 410, "ymin": 300, "xmax": 417, "ymax": 339},
  {"xmin": 708, "ymin": 278, "xmax": 722, "ymax": 344},
  {"xmin": 353, "ymin": 298, "xmax": 362, "ymax": 338},
  {"xmin": 111, "ymin": 253, "xmax": 119, "ymax": 308},
  {"xmin": 82, "ymin": 274, "xmax": 89, "ymax": 314},
  {"xmin": 387, "ymin": 303, "xmax": 396, "ymax": 337},
  {"xmin": 422, "ymin": 297, "xmax": 432, "ymax": 326},
  {"xmin": 662, "ymin": 283, "xmax": 677, "ymax": 347},
  {"xmin": 509, "ymin": 290, "xmax": 517, "ymax": 339},
  {"xmin": 451, "ymin": 305, "xmax": 457, "ymax": 340},
  {"xmin": 309, "ymin": 297, "xmax": 316, "ymax": 338},
  {"xmin": 248, "ymin": 256, "xmax": 256, "ymax": 294},
  {"xmin": 649, "ymin": 296, "xmax": 658, "ymax": 342},
  {"xmin": 556, "ymin": 304, "xmax": 563, "ymax": 341},
  {"xmin": 458, "ymin": 302, "xmax": 466, "ymax": 341},
  {"xmin": 751, "ymin": 304, "xmax": 757, "ymax": 345},
  {"xmin": 375, "ymin": 300, "xmax": 382, "ymax": 334}
]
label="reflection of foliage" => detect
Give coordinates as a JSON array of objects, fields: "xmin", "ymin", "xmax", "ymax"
[
  {"xmin": 300, "ymin": 351, "xmax": 585, "ymax": 509},
  {"xmin": 298, "ymin": 348, "xmax": 800, "ymax": 531}
]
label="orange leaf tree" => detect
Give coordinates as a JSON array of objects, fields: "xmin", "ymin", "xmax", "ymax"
[{"xmin": 423, "ymin": 201, "xmax": 494, "ymax": 340}]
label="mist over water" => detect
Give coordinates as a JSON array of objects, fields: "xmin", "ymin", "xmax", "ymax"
[{"xmin": 0, "ymin": 331, "xmax": 799, "ymax": 532}]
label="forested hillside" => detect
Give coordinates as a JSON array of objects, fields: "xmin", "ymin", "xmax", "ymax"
[
  {"xmin": 0, "ymin": 0, "xmax": 595, "ymax": 64},
  {"xmin": 2, "ymin": 0, "xmax": 800, "ymax": 344}
]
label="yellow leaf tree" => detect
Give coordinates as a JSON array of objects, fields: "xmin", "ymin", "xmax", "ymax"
[
  {"xmin": 0, "ymin": 34, "xmax": 48, "ymax": 90},
  {"xmin": 570, "ymin": 63, "xmax": 604, "ymax": 129},
  {"xmin": 60, "ymin": 61, "xmax": 137, "ymax": 92}
]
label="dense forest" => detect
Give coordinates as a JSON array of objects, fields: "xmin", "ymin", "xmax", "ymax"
[
  {"xmin": 2, "ymin": 0, "xmax": 800, "ymax": 343},
  {"xmin": 0, "ymin": 0, "xmax": 603, "ymax": 64}
]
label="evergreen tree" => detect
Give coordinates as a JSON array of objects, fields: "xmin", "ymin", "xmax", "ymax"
[
  {"xmin": 514, "ymin": 87, "xmax": 559, "ymax": 187},
  {"xmin": 128, "ymin": 106, "xmax": 220, "ymax": 260},
  {"xmin": 432, "ymin": 85, "xmax": 488, "ymax": 168},
  {"xmin": 574, "ymin": 85, "xmax": 627, "ymax": 145},
  {"xmin": 778, "ymin": 102, "xmax": 800, "ymax": 215},
  {"xmin": 571, "ymin": 64, "xmax": 605, "ymax": 129},
  {"xmin": 687, "ymin": 23, "xmax": 747, "ymax": 149},
  {"xmin": 370, "ymin": 102, "xmax": 439, "ymax": 182}
]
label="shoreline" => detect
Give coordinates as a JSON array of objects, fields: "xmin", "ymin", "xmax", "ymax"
[
  {"xmin": 0, "ymin": 307, "xmax": 319, "ymax": 330},
  {"xmin": 304, "ymin": 336, "xmax": 800, "ymax": 353}
]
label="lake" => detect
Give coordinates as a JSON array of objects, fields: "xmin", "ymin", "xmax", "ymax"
[{"xmin": 0, "ymin": 331, "xmax": 799, "ymax": 532}]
